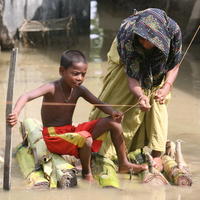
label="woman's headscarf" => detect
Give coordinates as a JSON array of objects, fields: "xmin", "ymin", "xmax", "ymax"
[{"xmin": 117, "ymin": 8, "xmax": 182, "ymax": 89}]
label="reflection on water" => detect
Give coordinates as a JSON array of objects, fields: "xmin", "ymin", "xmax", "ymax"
[
  {"xmin": 90, "ymin": 1, "xmax": 103, "ymax": 62},
  {"xmin": 0, "ymin": 0, "xmax": 200, "ymax": 199}
]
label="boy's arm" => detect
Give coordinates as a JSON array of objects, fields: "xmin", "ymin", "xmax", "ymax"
[
  {"xmin": 7, "ymin": 83, "xmax": 54, "ymax": 126},
  {"xmin": 80, "ymin": 86, "xmax": 123, "ymax": 121}
]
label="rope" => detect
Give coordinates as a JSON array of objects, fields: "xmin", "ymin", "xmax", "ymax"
[
  {"xmin": 6, "ymin": 101, "xmax": 137, "ymax": 107},
  {"xmin": 179, "ymin": 25, "xmax": 200, "ymax": 66},
  {"xmin": 6, "ymin": 26, "xmax": 200, "ymax": 113}
]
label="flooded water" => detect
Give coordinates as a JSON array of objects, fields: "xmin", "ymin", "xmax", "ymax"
[{"xmin": 0, "ymin": 1, "xmax": 200, "ymax": 199}]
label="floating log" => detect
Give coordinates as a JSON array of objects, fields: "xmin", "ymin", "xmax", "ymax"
[
  {"xmin": 91, "ymin": 153, "xmax": 120, "ymax": 189},
  {"xmin": 162, "ymin": 155, "xmax": 192, "ymax": 186},
  {"xmin": 23, "ymin": 118, "xmax": 52, "ymax": 164},
  {"xmin": 165, "ymin": 140, "xmax": 176, "ymax": 159},
  {"xmin": 42, "ymin": 160, "xmax": 57, "ymax": 189},
  {"xmin": 128, "ymin": 149, "xmax": 146, "ymax": 164},
  {"xmin": 139, "ymin": 152, "xmax": 169, "ymax": 185},
  {"xmin": 21, "ymin": 118, "xmax": 78, "ymax": 189},
  {"xmin": 162, "ymin": 140, "xmax": 192, "ymax": 186},
  {"xmin": 140, "ymin": 169, "xmax": 169, "ymax": 185},
  {"xmin": 51, "ymin": 154, "xmax": 77, "ymax": 188},
  {"xmin": 16, "ymin": 145, "xmax": 49, "ymax": 189},
  {"xmin": 175, "ymin": 140, "xmax": 189, "ymax": 171}
]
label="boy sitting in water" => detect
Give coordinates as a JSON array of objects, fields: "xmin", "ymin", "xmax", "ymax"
[{"xmin": 7, "ymin": 50, "xmax": 147, "ymax": 181}]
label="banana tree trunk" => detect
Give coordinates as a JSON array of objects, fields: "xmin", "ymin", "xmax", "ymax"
[
  {"xmin": 16, "ymin": 145, "xmax": 49, "ymax": 189},
  {"xmin": 91, "ymin": 153, "xmax": 120, "ymax": 189},
  {"xmin": 51, "ymin": 154, "xmax": 77, "ymax": 188},
  {"xmin": 162, "ymin": 155, "xmax": 192, "ymax": 186},
  {"xmin": 23, "ymin": 118, "xmax": 52, "ymax": 164}
]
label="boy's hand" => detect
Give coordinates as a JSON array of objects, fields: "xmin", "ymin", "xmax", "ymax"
[
  {"xmin": 154, "ymin": 84, "xmax": 171, "ymax": 104},
  {"xmin": 7, "ymin": 112, "xmax": 18, "ymax": 127},
  {"xmin": 111, "ymin": 111, "xmax": 123, "ymax": 123},
  {"xmin": 138, "ymin": 95, "xmax": 151, "ymax": 111}
]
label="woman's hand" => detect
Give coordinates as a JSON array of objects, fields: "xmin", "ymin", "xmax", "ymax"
[
  {"xmin": 111, "ymin": 111, "xmax": 124, "ymax": 123},
  {"xmin": 138, "ymin": 95, "xmax": 151, "ymax": 111},
  {"xmin": 154, "ymin": 83, "xmax": 171, "ymax": 104},
  {"xmin": 7, "ymin": 112, "xmax": 18, "ymax": 127}
]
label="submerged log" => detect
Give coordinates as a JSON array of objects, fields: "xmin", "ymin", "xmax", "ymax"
[
  {"xmin": 91, "ymin": 153, "xmax": 120, "ymax": 189},
  {"xmin": 16, "ymin": 145, "xmax": 49, "ymax": 189}
]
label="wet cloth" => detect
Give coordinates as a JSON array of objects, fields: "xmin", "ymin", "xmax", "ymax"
[
  {"xmin": 42, "ymin": 120, "xmax": 103, "ymax": 158},
  {"xmin": 117, "ymin": 8, "xmax": 182, "ymax": 89},
  {"xmin": 89, "ymin": 39, "xmax": 171, "ymax": 159}
]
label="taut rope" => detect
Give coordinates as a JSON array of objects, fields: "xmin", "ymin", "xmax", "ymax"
[
  {"xmin": 6, "ymin": 26, "xmax": 200, "ymax": 113},
  {"xmin": 179, "ymin": 25, "xmax": 200, "ymax": 66}
]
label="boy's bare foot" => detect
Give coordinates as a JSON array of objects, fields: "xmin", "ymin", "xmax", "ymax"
[
  {"xmin": 82, "ymin": 172, "xmax": 94, "ymax": 182},
  {"xmin": 153, "ymin": 157, "xmax": 163, "ymax": 172},
  {"xmin": 118, "ymin": 163, "xmax": 148, "ymax": 173}
]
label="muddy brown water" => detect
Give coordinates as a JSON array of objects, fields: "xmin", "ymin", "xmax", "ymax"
[
  {"xmin": 0, "ymin": 42, "xmax": 200, "ymax": 200},
  {"xmin": 0, "ymin": 1, "xmax": 200, "ymax": 197}
]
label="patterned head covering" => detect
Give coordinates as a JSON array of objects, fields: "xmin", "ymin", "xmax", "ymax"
[{"xmin": 117, "ymin": 8, "xmax": 182, "ymax": 89}]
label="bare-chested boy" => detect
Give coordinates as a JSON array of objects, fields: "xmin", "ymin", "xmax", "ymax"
[{"xmin": 7, "ymin": 50, "xmax": 147, "ymax": 181}]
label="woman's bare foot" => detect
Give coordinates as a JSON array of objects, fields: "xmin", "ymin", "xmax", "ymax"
[
  {"xmin": 118, "ymin": 163, "xmax": 148, "ymax": 173},
  {"xmin": 82, "ymin": 172, "xmax": 94, "ymax": 182}
]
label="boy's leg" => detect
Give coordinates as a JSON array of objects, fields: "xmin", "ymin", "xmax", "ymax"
[
  {"xmin": 92, "ymin": 117, "xmax": 147, "ymax": 173},
  {"xmin": 78, "ymin": 137, "xmax": 93, "ymax": 181}
]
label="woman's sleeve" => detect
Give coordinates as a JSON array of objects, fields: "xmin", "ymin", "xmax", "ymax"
[{"xmin": 166, "ymin": 24, "xmax": 182, "ymax": 70}]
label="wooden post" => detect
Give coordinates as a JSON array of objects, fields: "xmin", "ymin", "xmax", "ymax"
[{"xmin": 3, "ymin": 48, "xmax": 18, "ymax": 190}]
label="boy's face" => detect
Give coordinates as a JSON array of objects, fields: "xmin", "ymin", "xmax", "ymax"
[{"xmin": 60, "ymin": 62, "xmax": 88, "ymax": 88}]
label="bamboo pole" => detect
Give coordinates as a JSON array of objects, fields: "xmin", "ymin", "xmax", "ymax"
[{"xmin": 3, "ymin": 48, "xmax": 18, "ymax": 190}]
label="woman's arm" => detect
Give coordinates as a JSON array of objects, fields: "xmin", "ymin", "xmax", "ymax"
[
  {"xmin": 165, "ymin": 63, "xmax": 180, "ymax": 85},
  {"xmin": 127, "ymin": 77, "xmax": 151, "ymax": 111},
  {"xmin": 154, "ymin": 63, "xmax": 180, "ymax": 104}
]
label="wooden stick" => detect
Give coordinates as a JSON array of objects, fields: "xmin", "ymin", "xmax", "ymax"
[{"xmin": 3, "ymin": 48, "xmax": 18, "ymax": 190}]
